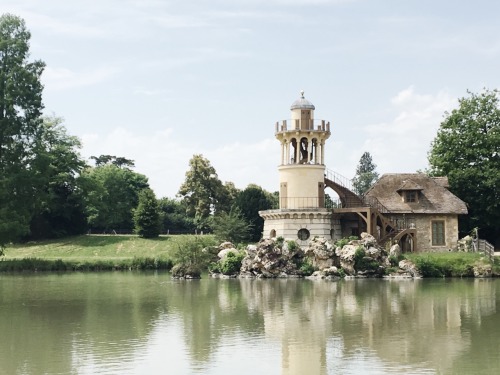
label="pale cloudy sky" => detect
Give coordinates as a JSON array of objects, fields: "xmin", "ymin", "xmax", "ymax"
[{"xmin": 4, "ymin": 0, "xmax": 500, "ymax": 198}]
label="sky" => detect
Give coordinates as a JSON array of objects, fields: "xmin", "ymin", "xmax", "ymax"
[{"xmin": 3, "ymin": 0, "xmax": 500, "ymax": 198}]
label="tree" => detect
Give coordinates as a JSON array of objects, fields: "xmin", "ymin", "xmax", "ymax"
[
  {"xmin": 28, "ymin": 116, "xmax": 87, "ymax": 239},
  {"xmin": 158, "ymin": 198, "xmax": 195, "ymax": 234},
  {"xmin": 0, "ymin": 14, "xmax": 45, "ymax": 249},
  {"xmin": 212, "ymin": 207, "xmax": 252, "ymax": 244},
  {"xmin": 429, "ymin": 89, "xmax": 500, "ymax": 243},
  {"xmin": 177, "ymin": 154, "xmax": 227, "ymax": 230},
  {"xmin": 134, "ymin": 188, "xmax": 161, "ymax": 238},
  {"xmin": 81, "ymin": 163, "xmax": 149, "ymax": 232},
  {"xmin": 90, "ymin": 154, "xmax": 135, "ymax": 169},
  {"xmin": 352, "ymin": 152, "xmax": 379, "ymax": 196},
  {"xmin": 233, "ymin": 184, "xmax": 277, "ymax": 242}
]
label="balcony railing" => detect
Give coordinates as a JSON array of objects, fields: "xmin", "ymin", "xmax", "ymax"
[
  {"xmin": 275, "ymin": 119, "xmax": 330, "ymax": 133},
  {"xmin": 279, "ymin": 197, "xmax": 338, "ymax": 209}
]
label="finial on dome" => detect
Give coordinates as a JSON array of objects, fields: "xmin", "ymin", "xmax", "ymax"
[{"xmin": 300, "ymin": 90, "xmax": 305, "ymax": 98}]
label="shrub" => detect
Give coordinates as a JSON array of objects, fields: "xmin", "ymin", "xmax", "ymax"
[
  {"xmin": 287, "ymin": 240, "xmax": 298, "ymax": 252},
  {"xmin": 219, "ymin": 251, "xmax": 245, "ymax": 275},
  {"xmin": 298, "ymin": 259, "xmax": 315, "ymax": 276}
]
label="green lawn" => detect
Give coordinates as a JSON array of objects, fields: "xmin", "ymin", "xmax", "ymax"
[{"xmin": 1, "ymin": 234, "xmax": 217, "ymax": 271}]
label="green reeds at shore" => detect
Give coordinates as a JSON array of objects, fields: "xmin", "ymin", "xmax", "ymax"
[{"xmin": 0, "ymin": 257, "xmax": 173, "ymax": 272}]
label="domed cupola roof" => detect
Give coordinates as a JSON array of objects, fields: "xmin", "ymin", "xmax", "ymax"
[{"xmin": 290, "ymin": 90, "xmax": 315, "ymax": 110}]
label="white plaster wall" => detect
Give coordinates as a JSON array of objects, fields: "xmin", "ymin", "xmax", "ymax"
[{"xmin": 279, "ymin": 164, "xmax": 325, "ymax": 205}]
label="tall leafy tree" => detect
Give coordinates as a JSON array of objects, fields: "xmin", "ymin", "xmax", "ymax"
[
  {"xmin": 0, "ymin": 14, "xmax": 45, "ymax": 248},
  {"xmin": 352, "ymin": 152, "xmax": 379, "ymax": 196},
  {"xmin": 233, "ymin": 184, "xmax": 277, "ymax": 242},
  {"xmin": 134, "ymin": 188, "xmax": 161, "ymax": 238},
  {"xmin": 28, "ymin": 116, "xmax": 87, "ymax": 238},
  {"xmin": 81, "ymin": 163, "xmax": 149, "ymax": 232},
  {"xmin": 177, "ymin": 154, "xmax": 227, "ymax": 230},
  {"xmin": 429, "ymin": 89, "xmax": 500, "ymax": 243}
]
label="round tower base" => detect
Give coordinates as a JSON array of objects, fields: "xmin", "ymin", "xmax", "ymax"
[{"xmin": 259, "ymin": 208, "xmax": 334, "ymax": 248}]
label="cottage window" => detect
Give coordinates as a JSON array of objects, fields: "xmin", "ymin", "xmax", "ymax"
[
  {"xmin": 405, "ymin": 191, "xmax": 417, "ymax": 202},
  {"xmin": 432, "ymin": 221, "xmax": 445, "ymax": 246}
]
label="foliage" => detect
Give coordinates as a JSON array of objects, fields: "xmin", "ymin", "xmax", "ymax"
[
  {"xmin": 233, "ymin": 184, "xmax": 277, "ymax": 242},
  {"xmin": 298, "ymin": 258, "xmax": 315, "ymax": 276},
  {"xmin": 177, "ymin": 154, "xmax": 228, "ymax": 230},
  {"xmin": 335, "ymin": 238, "xmax": 349, "ymax": 248},
  {"xmin": 352, "ymin": 152, "xmax": 379, "ymax": 196},
  {"xmin": 276, "ymin": 236, "xmax": 285, "ymax": 247},
  {"xmin": 169, "ymin": 235, "xmax": 217, "ymax": 270},
  {"xmin": 27, "ymin": 116, "xmax": 87, "ymax": 239},
  {"xmin": 428, "ymin": 89, "xmax": 500, "ymax": 243},
  {"xmin": 219, "ymin": 251, "xmax": 245, "ymax": 275},
  {"xmin": 353, "ymin": 246, "xmax": 379, "ymax": 271},
  {"xmin": 134, "ymin": 188, "xmax": 161, "ymax": 238},
  {"xmin": 406, "ymin": 252, "xmax": 483, "ymax": 277},
  {"xmin": 389, "ymin": 254, "xmax": 405, "ymax": 267},
  {"xmin": 0, "ymin": 256, "xmax": 172, "ymax": 272},
  {"xmin": 171, "ymin": 263, "xmax": 201, "ymax": 278},
  {"xmin": 81, "ymin": 163, "xmax": 149, "ymax": 232},
  {"xmin": 212, "ymin": 207, "xmax": 252, "ymax": 244},
  {"xmin": 158, "ymin": 197, "xmax": 196, "ymax": 234},
  {"xmin": 287, "ymin": 240, "xmax": 299, "ymax": 252},
  {"xmin": 0, "ymin": 14, "xmax": 45, "ymax": 247},
  {"xmin": 90, "ymin": 154, "xmax": 135, "ymax": 168}
]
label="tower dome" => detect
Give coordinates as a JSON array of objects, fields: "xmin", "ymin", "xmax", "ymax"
[{"xmin": 290, "ymin": 90, "xmax": 315, "ymax": 110}]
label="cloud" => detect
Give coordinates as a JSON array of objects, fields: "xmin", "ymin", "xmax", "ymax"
[
  {"xmin": 42, "ymin": 66, "xmax": 119, "ymax": 91},
  {"xmin": 80, "ymin": 128, "xmax": 278, "ymax": 198},
  {"xmin": 353, "ymin": 87, "xmax": 456, "ymax": 175}
]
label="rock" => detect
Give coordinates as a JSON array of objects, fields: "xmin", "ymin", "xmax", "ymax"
[
  {"xmin": 473, "ymin": 264, "xmax": 492, "ymax": 278},
  {"xmin": 366, "ymin": 246, "xmax": 382, "ymax": 260},
  {"xmin": 246, "ymin": 244, "xmax": 257, "ymax": 257},
  {"xmin": 398, "ymin": 259, "xmax": 422, "ymax": 278},
  {"xmin": 360, "ymin": 232, "xmax": 377, "ymax": 247},
  {"xmin": 389, "ymin": 244, "xmax": 401, "ymax": 258},
  {"xmin": 219, "ymin": 241, "xmax": 234, "ymax": 250},
  {"xmin": 457, "ymin": 235, "xmax": 474, "ymax": 252},
  {"xmin": 338, "ymin": 244, "xmax": 357, "ymax": 275},
  {"xmin": 217, "ymin": 248, "xmax": 238, "ymax": 259}
]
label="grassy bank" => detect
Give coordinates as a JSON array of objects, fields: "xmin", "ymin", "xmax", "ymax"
[
  {"xmin": 406, "ymin": 252, "xmax": 497, "ymax": 277},
  {"xmin": 1, "ymin": 234, "xmax": 216, "ymax": 272}
]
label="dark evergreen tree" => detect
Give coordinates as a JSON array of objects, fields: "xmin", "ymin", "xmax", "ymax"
[
  {"xmin": 234, "ymin": 184, "xmax": 277, "ymax": 242},
  {"xmin": 134, "ymin": 189, "xmax": 161, "ymax": 238},
  {"xmin": 352, "ymin": 152, "xmax": 379, "ymax": 196}
]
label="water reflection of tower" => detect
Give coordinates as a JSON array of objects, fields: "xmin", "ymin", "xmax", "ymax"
[{"xmin": 259, "ymin": 92, "xmax": 333, "ymax": 248}]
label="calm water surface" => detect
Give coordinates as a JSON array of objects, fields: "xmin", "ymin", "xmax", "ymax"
[{"xmin": 0, "ymin": 273, "xmax": 499, "ymax": 375}]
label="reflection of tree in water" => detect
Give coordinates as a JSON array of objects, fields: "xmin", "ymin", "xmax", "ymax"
[{"xmin": 0, "ymin": 273, "xmax": 164, "ymax": 375}]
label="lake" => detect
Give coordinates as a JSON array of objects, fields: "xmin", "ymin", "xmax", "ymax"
[{"xmin": 0, "ymin": 273, "xmax": 498, "ymax": 375}]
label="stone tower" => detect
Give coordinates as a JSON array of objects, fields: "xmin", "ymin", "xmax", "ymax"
[{"xmin": 260, "ymin": 91, "xmax": 333, "ymax": 246}]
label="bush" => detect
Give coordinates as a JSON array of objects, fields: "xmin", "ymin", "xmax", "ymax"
[
  {"xmin": 169, "ymin": 235, "xmax": 216, "ymax": 271},
  {"xmin": 219, "ymin": 251, "xmax": 245, "ymax": 275},
  {"xmin": 287, "ymin": 240, "xmax": 298, "ymax": 252},
  {"xmin": 171, "ymin": 263, "xmax": 201, "ymax": 278},
  {"xmin": 298, "ymin": 259, "xmax": 315, "ymax": 276},
  {"xmin": 354, "ymin": 246, "xmax": 379, "ymax": 271},
  {"xmin": 407, "ymin": 253, "xmax": 481, "ymax": 277}
]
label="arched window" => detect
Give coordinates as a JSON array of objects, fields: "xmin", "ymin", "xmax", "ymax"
[{"xmin": 270, "ymin": 229, "xmax": 276, "ymax": 238}]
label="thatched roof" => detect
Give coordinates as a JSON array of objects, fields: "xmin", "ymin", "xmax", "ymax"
[{"xmin": 366, "ymin": 173, "xmax": 468, "ymax": 215}]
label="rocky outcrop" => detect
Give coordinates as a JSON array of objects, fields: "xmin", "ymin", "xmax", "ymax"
[
  {"xmin": 457, "ymin": 236, "xmax": 474, "ymax": 252},
  {"xmin": 398, "ymin": 260, "xmax": 422, "ymax": 278},
  {"xmin": 473, "ymin": 263, "xmax": 492, "ymax": 278},
  {"xmin": 239, "ymin": 238, "xmax": 304, "ymax": 278},
  {"xmin": 305, "ymin": 237, "xmax": 336, "ymax": 270}
]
